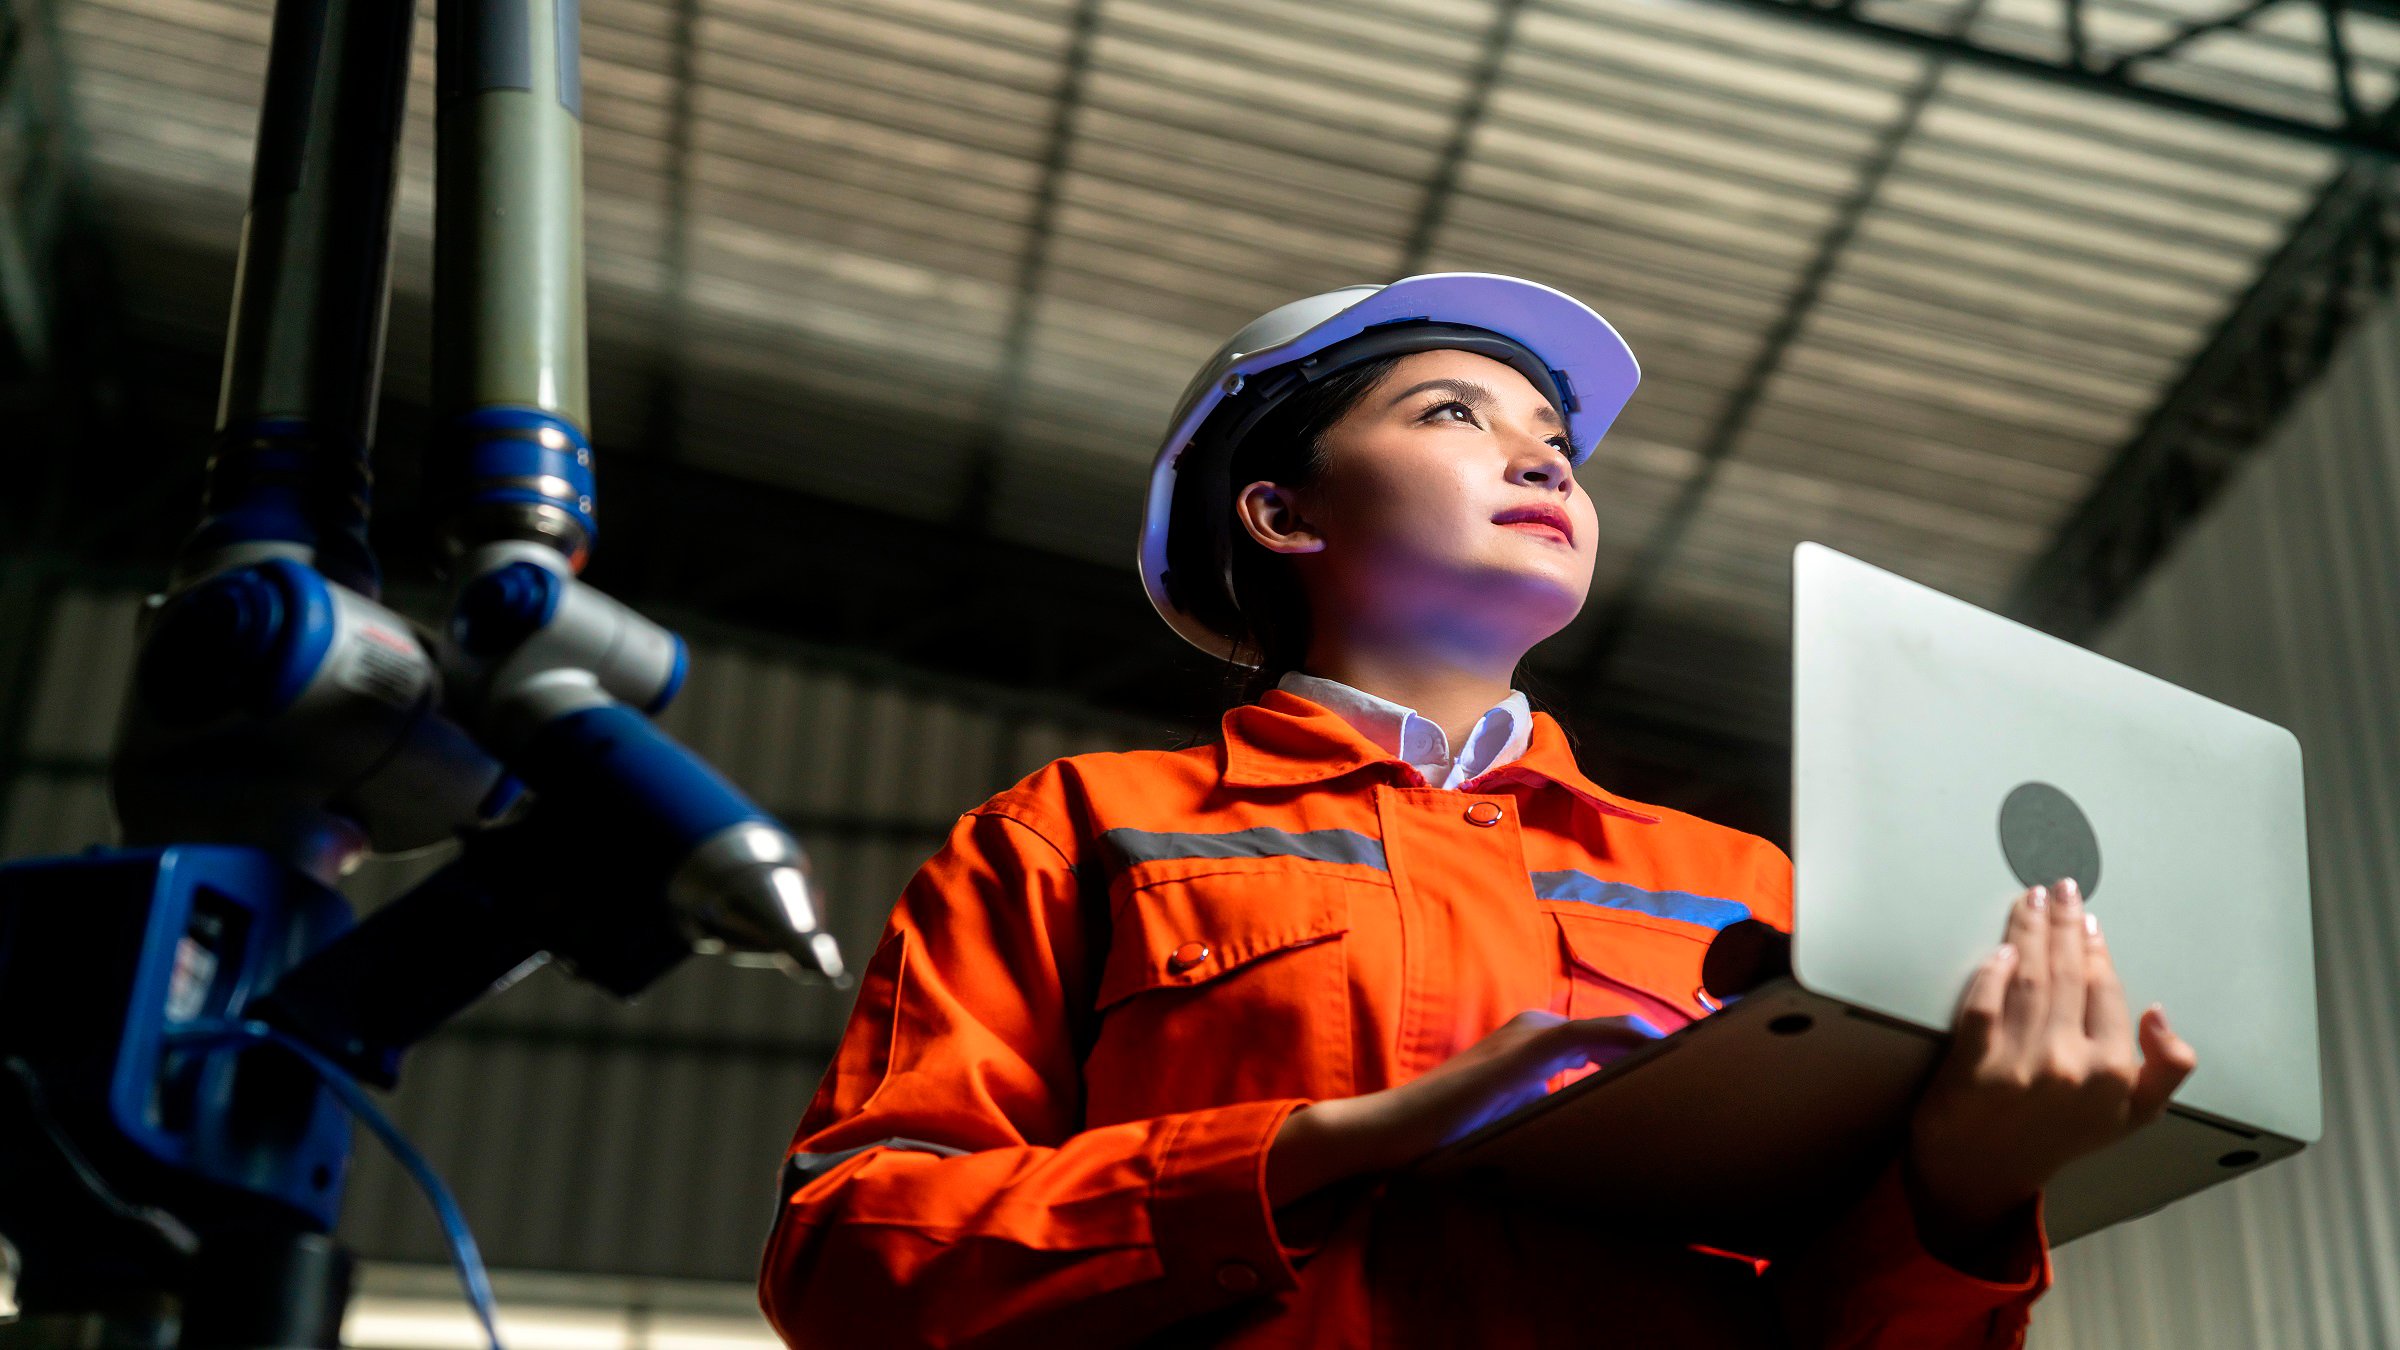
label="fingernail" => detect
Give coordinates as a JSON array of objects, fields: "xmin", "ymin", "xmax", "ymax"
[
  {"xmin": 2060, "ymin": 876, "xmax": 2082, "ymax": 903},
  {"xmin": 2029, "ymin": 885, "xmax": 2048, "ymax": 911},
  {"xmin": 1995, "ymin": 942, "xmax": 2017, "ymax": 964},
  {"xmin": 2083, "ymin": 911, "xmax": 2101, "ymax": 940}
]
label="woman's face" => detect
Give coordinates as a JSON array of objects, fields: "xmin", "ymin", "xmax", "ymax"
[{"xmin": 1239, "ymin": 347, "xmax": 1600, "ymax": 660}]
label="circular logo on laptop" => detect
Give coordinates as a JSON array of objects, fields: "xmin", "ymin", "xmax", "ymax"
[{"xmin": 1999, "ymin": 781, "xmax": 2101, "ymax": 899}]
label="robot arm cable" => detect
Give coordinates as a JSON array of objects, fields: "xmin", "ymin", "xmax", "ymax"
[{"xmin": 163, "ymin": 1018, "xmax": 503, "ymax": 1350}]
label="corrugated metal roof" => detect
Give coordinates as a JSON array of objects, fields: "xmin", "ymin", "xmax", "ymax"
[{"xmin": 49, "ymin": 0, "xmax": 2379, "ymax": 739}]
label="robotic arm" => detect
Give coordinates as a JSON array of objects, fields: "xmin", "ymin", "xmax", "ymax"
[{"xmin": 0, "ymin": 0, "xmax": 843, "ymax": 1340}]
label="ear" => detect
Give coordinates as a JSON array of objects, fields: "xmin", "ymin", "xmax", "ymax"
[{"xmin": 1233, "ymin": 480, "xmax": 1326, "ymax": 556}]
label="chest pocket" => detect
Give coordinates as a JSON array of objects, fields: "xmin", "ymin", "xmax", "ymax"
[
  {"xmin": 1543, "ymin": 906, "xmax": 1726, "ymax": 1094},
  {"xmin": 1083, "ymin": 863, "xmax": 1363, "ymax": 1124},
  {"xmin": 1550, "ymin": 907, "xmax": 1715, "ymax": 1032}
]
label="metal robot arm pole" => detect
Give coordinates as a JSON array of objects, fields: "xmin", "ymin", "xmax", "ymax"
[
  {"xmin": 427, "ymin": 0, "xmax": 845, "ymax": 983},
  {"xmin": 247, "ymin": 0, "xmax": 843, "ymax": 1102},
  {"xmin": 431, "ymin": 0, "xmax": 594, "ymax": 577},
  {"xmin": 184, "ymin": 0, "xmax": 411, "ymax": 600}
]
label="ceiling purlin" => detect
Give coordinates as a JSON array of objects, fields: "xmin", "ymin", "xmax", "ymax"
[
  {"xmin": 1560, "ymin": 0, "xmax": 1985, "ymax": 694},
  {"xmin": 1710, "ymin": 0, "xmax": 2400, "ymax": 160},
  {"xmin": 851, "ymin": 0, "xmax": 1103, "ymax": 664},
  {"xmin": 1398, "ymin": 0, "xmax": 1529, "ymax": 273},
  {"xmin": 2008, "ymin": 129, "xmax": 2400, "ymax": 638}
]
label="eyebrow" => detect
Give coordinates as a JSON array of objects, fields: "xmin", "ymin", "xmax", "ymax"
[{"xmin": 1384, "ymin": 376, "xmax": 1564, "ymax": 429}]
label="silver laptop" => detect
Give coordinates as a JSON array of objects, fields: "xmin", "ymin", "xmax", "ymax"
[{"xmin": 1418, "ymin": 542, "xmax": 2319, "ymax": 1247}]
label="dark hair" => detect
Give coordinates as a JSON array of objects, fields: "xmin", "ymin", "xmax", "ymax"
[
  {"xmin": 1205, "ymin": 352, "xmax": 1580, "ymax": 757},
  {"xmin": 1217, "ymin": 354, "xmax": 1405, "ymax": 707}
]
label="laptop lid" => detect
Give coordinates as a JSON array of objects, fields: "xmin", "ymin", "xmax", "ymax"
[{"xmin": 1790, "ymin": 542, "xmax": 2320, "ymax": 1144}]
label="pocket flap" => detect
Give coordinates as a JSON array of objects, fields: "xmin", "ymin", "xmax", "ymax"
[
  {"xmin": 1552, "ymin": 907, "xmax": 1715, "ymax": 1016},
  {"xmin": 1096, "ymin": 869, "xmax": 1354, "ymax": 1010}
]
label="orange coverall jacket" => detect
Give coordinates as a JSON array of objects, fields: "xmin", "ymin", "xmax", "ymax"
[{"xmin": 759, "ymin": 688, "xmax": 2051, "ymax": 1348}]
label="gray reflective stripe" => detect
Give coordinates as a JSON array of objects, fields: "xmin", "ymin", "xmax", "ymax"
[
  {"xmin": 1531, "ymin": 870, "xmax": 1751, "ymax": 930},
  {"xmin": 779, "ymin": 1136, "xmax": 968, "ymax": 1201},
  {"xmin": 1098, "ymin": 826, "xmax": 1386, "ymax": 871}
]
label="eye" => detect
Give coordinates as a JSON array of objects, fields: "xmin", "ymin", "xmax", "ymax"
[
  {"xmin": 1545, "ymin": 434, "xmax": 1572, "ymax": 455},
  {"xmin": 1421, "ymin": 398, "xmax": 1481, "ymax": 426}
]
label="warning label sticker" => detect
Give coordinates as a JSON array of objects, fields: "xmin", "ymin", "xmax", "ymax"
[{"xmin": 338, "ymin": 626, "xmax": 429, "ymax": 709}]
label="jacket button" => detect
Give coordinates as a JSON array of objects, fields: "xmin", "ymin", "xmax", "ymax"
[
  {"xmin": 1465, "ymin": 800, "xmax": 1505, "ymax": 827},
  {"xmin": 1167, "ymin": 941, "xmax": 1210, "ymax": 973},
  {"xmin": 1215, "ymin": 1260, "xmax": 1260, "ymax": 1293}
]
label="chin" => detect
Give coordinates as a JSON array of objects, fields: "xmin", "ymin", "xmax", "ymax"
[
  {"xmin": 1471, "ymin": 563, "xmax": 1590, "ymax": 638},
  {"xmin": 1367, "ymin": 548, "xmax": 1591, "ymax": 645}
]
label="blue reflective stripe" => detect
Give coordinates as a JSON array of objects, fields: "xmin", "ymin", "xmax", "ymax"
[
  {"xmin": 1531, "ymin": 870, "xmax": 1751, "ymax": 930},
  {"xmin": 1099, "ymin": 826, "xmax": 1386, "ymax": 870},
  {"xmin": 779, "ymin": 1137, "xmax": 967, "ymax": 1201}
]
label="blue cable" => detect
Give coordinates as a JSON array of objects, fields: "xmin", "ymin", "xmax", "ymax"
[{"xmin": 165, "ymin": 1018, "xmax": 504, "ymax": 1350}]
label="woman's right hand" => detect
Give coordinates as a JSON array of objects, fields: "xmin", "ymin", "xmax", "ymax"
[{"xmin": 1265, "ymin": 1010, "xmax": 1664, "ymax": 1208}]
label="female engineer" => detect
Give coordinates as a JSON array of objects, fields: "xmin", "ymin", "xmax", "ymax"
[{"xmin": 756, "ymin": 273, "xmax": 2198, "ymax": 1348}]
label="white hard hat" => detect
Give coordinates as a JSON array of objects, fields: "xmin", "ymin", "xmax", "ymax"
[{"xmin": 1137, "ymin": 272, "xmax": 1641, "ymax": 663}]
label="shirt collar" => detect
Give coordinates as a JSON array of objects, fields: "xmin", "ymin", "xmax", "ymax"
[
  {"xmin": 1273, "ymin": 670, "xmax": 1530, "ymax": 789},
  {"xmin": 1221, "ymin": 685, "xmax": 1662, "ymax": 824}
]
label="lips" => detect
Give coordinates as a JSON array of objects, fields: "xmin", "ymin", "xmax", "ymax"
[{"xmin": 1492, "ymin": 503, "xmax": 1574, "ymax": 546}]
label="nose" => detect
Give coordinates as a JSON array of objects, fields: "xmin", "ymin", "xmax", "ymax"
[{"xmin": 1507, "ymin": 433, "xmax": 1576, "ymax": 495}]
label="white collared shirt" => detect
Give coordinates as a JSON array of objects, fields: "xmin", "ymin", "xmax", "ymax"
[{"xmin": 1275, "ymin": 670, "xmax": 1533, "ymax": 790}]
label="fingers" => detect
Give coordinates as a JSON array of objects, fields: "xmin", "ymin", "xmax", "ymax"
[
  {"xmin": 1951, "ymin": 941, "xmax": 2016, "ymax": 1063},
  {"xmin": 2082, "ymin": 909, "xmax": 2132, "ymax": 1051},
  {"xmin": 1998, "ymin": 884, "xmax": 2051, "ymax": 1054},
  {"xmin": 2129, "ymin": 1004, "xmax": 2200, "ymax": 1126},
  {"xmin": 1532, "ymin": 1014, "xmax": 1664, "ymax": 1075},
  {"xmin": 1535, "ymin": 1012, "xmax": 1662, "ymax": 1042},
  {"xmin": 2044, "ymin": 877, "xmax": 2091, "ymax": 1047},
  {"xmin": 1555, "ymin": 1013, "xmax": 1665, "ymax": 1052}
]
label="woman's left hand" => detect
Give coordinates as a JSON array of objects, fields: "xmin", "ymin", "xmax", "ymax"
[{"xmin": 1903, "ymin": 877, "xmax": 2200, "ymax": 1267}]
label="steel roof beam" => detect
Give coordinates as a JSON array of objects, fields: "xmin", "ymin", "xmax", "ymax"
[
  {"xmin": 2005, "ymin": 162, "xmax": 2396, "ymax": 637},
  {"xmin": 1562, "ymin": 0, "xmax": 1985, "ymax": 693},
  {"xmin": 860, "ymin": 0, "xmax": 1107, "ymax": 663},
  {"xmin": 2105, "ymin": 0, "xmax": 2285, "ymax": 74},
  {"xmin": 1396, "ymin": 0, "xmax": 1526, "ymax": 272},
  {"xmin": 1703, "ymin": 0, "xmax": 2400, "ymax": 161},
  {"xmin": 944, "ymin": 0, "xmax": 1102, "ymax": 543}
]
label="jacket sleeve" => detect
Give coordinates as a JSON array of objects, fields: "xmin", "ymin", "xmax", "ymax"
[
  {"xmin": 1741, "ymin": 834, "xmax": 2054, "ymax": 1348},
  {"xmin": 1774, "ymin": 1159, "xmax": 2050, "ymax": 1349},
  {"xmin": 757, "ymin": 798, "xmax": 1315, "ymax": 1349}
]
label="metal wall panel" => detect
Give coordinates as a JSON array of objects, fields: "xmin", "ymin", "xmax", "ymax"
[{"xmin": 2029, "ymin": 295, "xmax": 2400, "ymax": 1347}]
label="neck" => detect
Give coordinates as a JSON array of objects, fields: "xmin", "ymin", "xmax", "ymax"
[{"xmin": 1298, "ymin": 632, "xmax": 1521, "ymax": 752}]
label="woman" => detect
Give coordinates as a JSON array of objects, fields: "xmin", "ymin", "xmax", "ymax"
[{"xmin": 757, "ymin": 274, "xmax": 2197, "ymax": 1348}]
